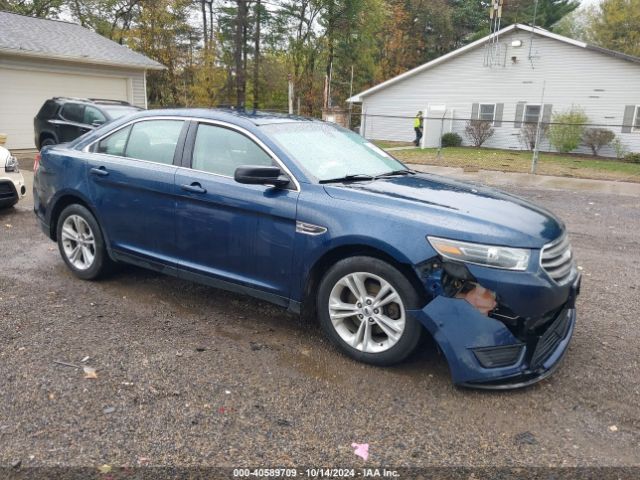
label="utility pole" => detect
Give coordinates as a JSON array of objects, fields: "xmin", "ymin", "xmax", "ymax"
[
  {"xmin": 253, "ymin": 0, "xmax": 261, "ymax": 111},
  {"xmin": 347, "ymin": 65, "xmax": 354, "ymax": 129},
  {"xmin": 288, "ymin": 74, "xmax": 294, "ymax": 115}
]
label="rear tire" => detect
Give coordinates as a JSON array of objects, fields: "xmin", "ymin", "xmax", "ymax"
[
  {"xmin": 56, "ymin": 204, "xmax": 112, "ymax": 280},
  {"xmin": 40, "ymin": 137, "xmax": 56, "ymax": 149},
  {"xmin": 317, "ymin": 256, "xmax": 423, "ymax": 366}
]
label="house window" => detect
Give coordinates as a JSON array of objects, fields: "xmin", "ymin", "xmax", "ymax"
[
  {"xmin": 478, "ymin": 104, "xmax": 496, "ymax": 123},
  {"xmin": 634, "ymin": 106, "xmax": 640, "ymax": 132},
  {"xmin": 523, "ymin": 105, "xmax": 541, "ymax": 124}
]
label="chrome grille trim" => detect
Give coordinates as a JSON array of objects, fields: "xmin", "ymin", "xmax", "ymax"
[{"xmin": 541, "ymin": 233, "xmax": 575, "ymax": 284}]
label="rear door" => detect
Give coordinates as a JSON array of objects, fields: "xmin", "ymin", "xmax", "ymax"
[
  {"xmin": 175, "ymin": 121, "xmax": 299, "ymax": 299},
  {"xmin": 58, "ymin": 103, "xmax": 91, "ymax": 142},
  {"xmin": 85, "ymin": 118, "xmax": 187, "ymax": 271}
]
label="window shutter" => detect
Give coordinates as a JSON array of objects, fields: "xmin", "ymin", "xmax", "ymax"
[
  {"xmin": 471, "ymin": 103, "xmax": 479, "ymax": 121},
  {"xmin": 494, "ymin": 103, "xmax": 504, "ymax": 127},
  {"xmin": 542, "ymin": 104, "xmax": 553, "ymax": 124},
  {"xmin": 622, "ymin": 105, "xmax": 635, "ymax": 133},
  {"xmin": 514, "ymin": 102, "xmax": 525, "ymax": 128}
]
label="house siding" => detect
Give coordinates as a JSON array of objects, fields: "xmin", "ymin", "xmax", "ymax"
[{"xmin": 360, "ymin": 30, "xmax": 640, "ymax": 156}]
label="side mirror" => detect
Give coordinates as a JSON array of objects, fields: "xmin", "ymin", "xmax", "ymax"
[{"xmin": 234, "ymin": 165, "xmax": 290, "ymax": 188}]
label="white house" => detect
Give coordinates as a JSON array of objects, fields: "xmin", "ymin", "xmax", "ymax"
[
  {"xmin": 0, "ymin": 11, "xmax": 164, "ymax": 150},
  {"xmin": 348, "ymin": 24, "xmax": 640, "ymax": 156}
]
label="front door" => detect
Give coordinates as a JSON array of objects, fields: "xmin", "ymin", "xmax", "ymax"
[
  {"xmin": 85, "ymin": 118, "xmax": 187, "ymax": 270},
  {"xmin": 175, "ymin": 122, "xmax": 299, "ymax": 300}
]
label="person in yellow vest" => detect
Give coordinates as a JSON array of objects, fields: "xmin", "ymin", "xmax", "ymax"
[{"xmin": 413, "ymin": 111, "xmax": 424, "ymax": 146}]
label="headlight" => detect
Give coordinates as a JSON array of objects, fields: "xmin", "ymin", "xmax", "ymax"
[
  {"xmin": 5, "ymin": 155, "xmax": 19, "ymax": 173},
  {"xmin": 427, "ymin": 236, "xmax": 531, "ymax": 271}
]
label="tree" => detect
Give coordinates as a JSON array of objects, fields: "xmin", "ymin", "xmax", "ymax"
[
  {"xmin": 501, "ymin": 0, "xmax": 579, "ymax": 29},
  {"xmin": 588, "ymin": 0, "xmax": 640, "ymax": 57},
  {"xmin": 465, "ymin": 120, "xmax": 495, "ymax": 147},
  {"xmin": 548, "ymin": 106, "xmax": 588, "ymax": 153},
  {"xmin": 0, "ymin": 0, "xmax": 65, "ymax": 16},
  {"xmin": 582, "ymin": 128, "xmax": 615, "ymax": 156}
]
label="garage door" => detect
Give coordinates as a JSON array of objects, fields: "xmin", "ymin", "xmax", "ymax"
[{"xmin": 0, "ymin": 68, "xmax": 129, "ymax": 149}]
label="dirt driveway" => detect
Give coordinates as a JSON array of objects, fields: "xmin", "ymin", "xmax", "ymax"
[{"xmin": 1, "ymin": 171, "xmax": 639, "ymax": 472}]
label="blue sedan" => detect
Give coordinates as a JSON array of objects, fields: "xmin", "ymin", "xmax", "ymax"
[{"xmin": 33, "ymin": 109, "xmax": 580, "ymax": 389}]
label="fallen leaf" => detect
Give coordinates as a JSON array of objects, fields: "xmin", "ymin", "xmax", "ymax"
[
  {"xmin": 609, "ymin": 425, "xmax": 618, "ymax": 432},
  {"xmin": 81, "ymin": 356, "xmax": 90, "ymax": 363},
  {"xmin": 4, "ymin": 224, "xmax": 12, "ymax": 228},
  {"xmin": 97, "ymin": 464, "xmax": 112, "ymax": 474},
  {"xmin": 352, "ymin": 443, "xmax": 369, "ymax": 461},
  {"xmin": 83, "ymin": 366, "xmax": 98, "ymax": 379}
]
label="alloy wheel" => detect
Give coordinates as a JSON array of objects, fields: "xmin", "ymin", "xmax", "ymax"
[
  {"xmin": 328, "ymin": 272, "xmax": 406, "ymax": 353},
  {"xmin": 61, "ymin": 215, "xmax": 96, "ymax": 270}
]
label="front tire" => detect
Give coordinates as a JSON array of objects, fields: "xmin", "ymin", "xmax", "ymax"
[
  {"xmin": 317, "ymin": 256, "xmax": 424, "ymax": 366},
  {"xmin": 56, "ymin": 204, "xmax": 111, "ymax": 280}
]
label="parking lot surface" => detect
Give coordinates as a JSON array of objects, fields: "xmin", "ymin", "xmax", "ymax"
[{"xmin": 1, "ymin": 172, "xmax": 639, "ymax": 468}]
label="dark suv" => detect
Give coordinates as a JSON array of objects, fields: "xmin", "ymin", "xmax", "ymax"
[{"xmin": 34, "ymin": 97, "xmax": 143, "ymax": 149}]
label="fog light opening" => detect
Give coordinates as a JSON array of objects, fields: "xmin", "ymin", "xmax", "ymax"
[
  {"xmin": 21, "ymin": 186, "xmax": 26, "ymax": 195},
  {"xmin": 456, "ymin": 283, "xmax": 497, "ymax": 316}
]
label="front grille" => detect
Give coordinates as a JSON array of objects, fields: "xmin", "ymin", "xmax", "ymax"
[
  {"xmin": 531, "ymin": 309, "xmax": 571, "ymax": 367},
  {"xmin": 541, "ymin": 234, "xmax": 575, "ymax": 284}
]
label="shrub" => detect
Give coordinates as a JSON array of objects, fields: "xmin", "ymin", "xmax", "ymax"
[
  {"xmin": 582, "ymin": 128, "xmax": 615, "ymax": 156},
  {"xmin": 548, "ymin": 106, "xmax": 589, "ymax": 153},
  {"xmin": 464, "ymin": 120, "xmax": 494, "ymax": 147},
  {"xmin": 612, "ymin": 137, "xmax": 628, "ymax": 160},
  {"xmin": 519, "ymin": 122, "xmax": 549, "ymax": 150},
  {"xmin": 441, "ymin": 132, "xmax": 462, "ymax": 147},
  {"xmin": 624, "ymin": 152, "xmax": 640, "ymax": 163}
]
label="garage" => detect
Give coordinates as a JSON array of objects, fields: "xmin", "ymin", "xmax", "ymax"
[
  {"xmin": 0, "ymin": 11, "xmax": 164, "ymax": 150},
  {"xmin": 0, "ymin": 68, "xmax": 130, "ymax": 149}
]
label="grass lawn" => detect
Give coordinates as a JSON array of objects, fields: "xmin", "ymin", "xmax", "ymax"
[{"xmin": 386, "ymin": 146, "xmax": 640, "ymax": 183}]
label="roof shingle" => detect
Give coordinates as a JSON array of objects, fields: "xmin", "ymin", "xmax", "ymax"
[{"xmin": 0, "ymin": 11, "xmax": 164, "ymax": 70}]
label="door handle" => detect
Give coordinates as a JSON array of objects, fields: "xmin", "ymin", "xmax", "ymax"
[
  {"xmin": 180, "ymin": 183, "xmax": 207, "ymax": 194},
  {"xmin": 90, "ymin": 166, "xmax": 109, "ymax": 177}
]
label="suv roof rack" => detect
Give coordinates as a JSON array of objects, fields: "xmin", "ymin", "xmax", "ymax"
[
  {"xmin": 88, "ymin": 98, "xmax": 132, "ymax": 106},
  {"xmin": 50, "ymin": 97, "xmax": 132, "ymax": 106},
  {"xmin": 52, "ymin": 96, "xmax": 91, "ymax": 103}
]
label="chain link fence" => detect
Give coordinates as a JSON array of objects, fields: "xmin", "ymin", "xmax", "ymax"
[{"xmin": 342, "ymin": 111, "xmax": 640, "ymax": 177}]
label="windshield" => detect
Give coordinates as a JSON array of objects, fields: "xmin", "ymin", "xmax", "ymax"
[
  {"xmin": 261, "ymin": 122, "xmax": 407, "ymax": 181},
  {"xmin": 103, "ymin": 106, "xmax": 142, "ymax": 119}
]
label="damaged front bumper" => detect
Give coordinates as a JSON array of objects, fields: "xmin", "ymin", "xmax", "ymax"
[{"xmin": 409, "ymin": 271, "xmax": 581, "ymax": 389}]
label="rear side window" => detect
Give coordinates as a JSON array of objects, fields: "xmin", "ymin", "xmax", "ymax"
[
  {"xmin": 125, "ymin": 120, "xmax": 184, "ymax": 165},
  {"xmin": 38, "ymin": 100, "xmax": 59, "ymax": 118},
  {"xmin": 61, "ymin": 103, "xmax": 85, "ymax": 123},
  {"xmin": 192, "ymin": 124, "xmax": 273, "ymax": 176},
  {"xmin": 96, "ymin": 125, "xmax": 131, "ymax": 156}
]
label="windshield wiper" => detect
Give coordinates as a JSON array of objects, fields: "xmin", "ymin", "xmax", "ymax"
[
  {"xmin": 319, "ymin": 174, "xmax": 375, "ymax": 184},
  {"xmin": 374, "ymin": 169, "xmax": 416, "ymax": 179}
]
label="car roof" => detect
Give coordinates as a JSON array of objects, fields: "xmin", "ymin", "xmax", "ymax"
[{"xmin": 128, "ymin": 108, "xmax": 321, "ymax": 126}]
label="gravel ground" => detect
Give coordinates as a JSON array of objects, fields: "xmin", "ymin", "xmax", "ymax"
[{"xmin": 1, "ymin": 173, "xmax": 639, "ymax": 471}]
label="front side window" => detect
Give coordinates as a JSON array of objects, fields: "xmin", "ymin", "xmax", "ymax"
[
  {"xmin": 479, "ymin": 104, "xmax": 496, "ymax": 122},
  {"xmin": 61, "ymin": 103, "xmax": 85, "ymax": 123},
  {"xmin": 192, "ymin": 124, "xmax": 273, "ymax": 177},
  {"xmin": 84, "ymin": 106, "xmax": 107, "ymax": 126},
  {"xmin": 95, "ymin": 125, "xmax": 131, "ymax": 156},
  {"xmin": 125, "ymin": 120, "xmax": 184, "ymax": 165},
  {"xmin": 261, "ymin": 122, "xmax": 406, "ymax": 182},
  {"xmin": 524, "ymin": 105, "xmax": 541, "ymax": 124}
]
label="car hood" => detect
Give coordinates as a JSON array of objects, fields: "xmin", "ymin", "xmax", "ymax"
[{"xmin": 323, "ymin": 173, "xmax": 564, "ymax": 248}]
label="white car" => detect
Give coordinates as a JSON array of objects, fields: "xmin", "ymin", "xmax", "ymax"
[{"xmin": 0, "ymin": 146, "xmax": 26, "ymax": 209}]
